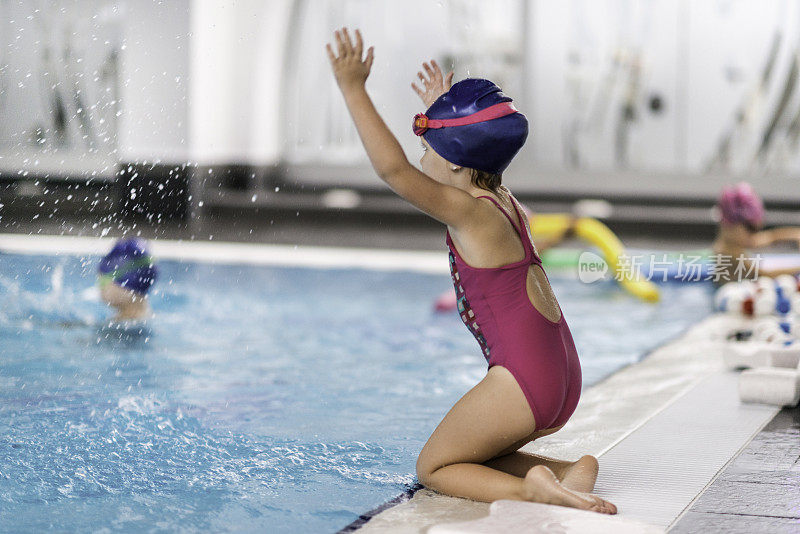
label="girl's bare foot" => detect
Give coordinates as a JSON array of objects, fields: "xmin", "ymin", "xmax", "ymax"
[
  {"xmin": 523, "ymin": 465, "xmax": 617, "ymax": 515},
  {"xmin": 559, "ymin": 455, "xmax": 599, "ymax": 493}
]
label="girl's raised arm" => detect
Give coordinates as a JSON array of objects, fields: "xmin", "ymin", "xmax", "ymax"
[
  {"xmin": 326, "ymin": 28, "xmax": 476, "ymax": 228},
  {"xmin": 751, "ymin": 227, "xmax": 800, "ymax": 249}
]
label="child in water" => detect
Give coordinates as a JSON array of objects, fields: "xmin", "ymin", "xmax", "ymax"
[
  {"xmin": 327, "ymin": 28, "xmax": 615, "ymax": 513},
  {"xmin": 713, "ymin": 182, "xmax": 800, "ymax": 283},
  {"xmin": 98, "ymin": 238, "xmax": 158, "ymax": 323}
]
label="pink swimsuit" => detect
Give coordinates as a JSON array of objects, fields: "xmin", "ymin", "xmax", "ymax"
[{"xmin": 446, "ymin": 195, "xmax": 582, "ymax": 430}]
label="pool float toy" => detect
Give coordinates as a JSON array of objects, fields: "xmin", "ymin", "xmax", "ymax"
[
  {"xmin": 532, "ymin": 214, "xmax": 660, "ymax": 303},
  {"xmin": 715, "ymin": 278, "xmax": 800, "ymax": 318},
  {"xmin": 723, "ymin": 341, "xmax": 800, "ymax": 370},
  {"xmin": 434, "ymin": 291, "xmax": 457, "ymax": 313},
  {"xmin": 714, "ymin": 281, "xmax": 755, "ymax": 315},
  {"xmin": 98, "ymin": 237, "xmax": 158, "ymax": 294},
  {"xmin": 775, "ymin": 273, "xmax": 800, "ymax": 294},
  {"xmin": 739, "ymin": 367, "xmax": 800, "ymax": 407}
]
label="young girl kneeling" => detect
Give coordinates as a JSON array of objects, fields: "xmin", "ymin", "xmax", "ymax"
[{"xmin": 327, "ymin": 28, "xmax": 616, "ymax": 514}]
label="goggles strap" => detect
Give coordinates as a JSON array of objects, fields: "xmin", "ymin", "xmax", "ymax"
[
  {"xmin": 413, "ymin": 102, "xmax": 517, "ymax": 136},
  {"xmin": 99, "ymin": 255, "xmax": 154, "ymax": 282}
]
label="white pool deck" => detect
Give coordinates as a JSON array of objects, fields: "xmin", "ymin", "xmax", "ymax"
[{"xmin": 0, "ymin": 233, "xmax": 785, "ymax": 533}]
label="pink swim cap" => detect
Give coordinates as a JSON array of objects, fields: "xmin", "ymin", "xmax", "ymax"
[{"xmin": 718, "ymin": 182, "xmax": 764, "ymax": 226}]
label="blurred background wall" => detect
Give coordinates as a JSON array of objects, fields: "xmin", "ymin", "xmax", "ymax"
[{"xmin": 0, "ymin": 0, "xmax": 798, "ymax": 225}]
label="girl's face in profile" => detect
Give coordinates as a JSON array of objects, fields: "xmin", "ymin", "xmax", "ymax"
[
  {"xmin": 419, "ymin": 137, "xmax": 452, "ymax": 184},
  {"xmin": 725, "ymin": 222, "xmax": 759, "ymax": 247},
  {"xmin": 743, "ymin": 221, "xmax": 762, "ymax": 234},
  {"xmin": 100, "ymin": 280, "xmax": 142, "ymax": 308}
]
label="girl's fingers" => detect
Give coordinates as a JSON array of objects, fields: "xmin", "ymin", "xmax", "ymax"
[
  {"xmin": 419, "ymin": 69, "xmax": 431, "ymax": 85},
  {"xmin": 354, "ymin": 29, "xmax": 364, "ymax": 57},
  {"xmin": 429, "ymin": 60, "xmax": 441, "ymax": 82},
  {"xmin": 445, "ymin": 71, "xmax": 454, "ymax": 88},
  {"xmin": 325, "ymin": 43, "xmax": 337, "ymax": 64},
  {"xmin": 411, "ymin": 82, "xmax": 424, "ymax": 97},
  {"xmin": 341, "ymin": 27, "xmax": 354, "ymax": 55},
  {"xmin": 335, "ymin": 31, "xmax": 346, "ymax": 58},
  {"xmin": 365, "ymin": 46, "xmax": 374, "ymax": 72},
  {"xmin": 423, "ymin": 62, "xmax": 434, "ymax": 79},
  {"xmin": 420, "ymin": 63, "xmax": 428, "ymax": 83}
]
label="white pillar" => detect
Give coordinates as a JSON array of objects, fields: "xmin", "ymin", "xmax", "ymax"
[
  {"xmin": 118, "ymin": 0, "xmax": 190, "ymax": 163},
  {"xmin": 189, "ymin": 0, "xmax": 293, "ymax": 166}
]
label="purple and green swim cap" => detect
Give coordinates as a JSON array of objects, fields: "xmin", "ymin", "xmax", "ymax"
[
  {"xmin": 98, "ymin": 237, "xmax": 157, "ymax": 295},
  {"xmin": 412, "ymin": 78, "xmax": 528, "ymax": 174},
  {"xmin": 718, "ymin": 182, "xmax": 764, "ymax": 227}
]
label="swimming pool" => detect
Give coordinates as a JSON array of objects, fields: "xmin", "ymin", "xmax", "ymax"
[{"xmin": 0, "ymin": 248, "xmax": 713, "ymax": 533}]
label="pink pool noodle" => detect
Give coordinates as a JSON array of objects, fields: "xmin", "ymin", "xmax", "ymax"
[{"xmin": 434, "ymin": 289, "xmax": 458, "ymax": 313}]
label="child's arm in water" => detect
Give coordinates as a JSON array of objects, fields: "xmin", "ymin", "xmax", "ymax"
[
  {"xmin": 326, "ymin": 28, "xmax": 477, "ymax": 228},
  {"xmin": 750, "ymin": 226, "xmax": 800, "ymax": 249}
]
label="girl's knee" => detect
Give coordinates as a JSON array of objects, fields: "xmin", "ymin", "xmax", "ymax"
[
  {"xmin": 415, "ymin": 451, "xmax": 438, "ymax": 486},
  {"xmin": 415, "ymin": 456, "xmax": 431, "ymax": 483}
]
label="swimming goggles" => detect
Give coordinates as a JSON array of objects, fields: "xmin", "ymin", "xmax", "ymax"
[
  {"xmin": 413, "ymin": 102, "xmax": 518, "ymax": 136},
  {"xmin": 97, "ymin": 255, "xmax": 154, "ymax": 288}
]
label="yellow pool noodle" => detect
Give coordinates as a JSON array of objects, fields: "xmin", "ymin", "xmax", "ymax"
[{"xmin": 530, "ymin": 213, "xmax": 661, "ymax": 303}]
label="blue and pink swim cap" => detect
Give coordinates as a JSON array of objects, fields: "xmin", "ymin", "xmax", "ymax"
[
  {"xmin": 98, "ymin": 237, "xmax": 158, "ymax": 295},
  {"xmin": 413, "ymin": 78, "xmax": 528, "ymax": 174},
  {"xmin": 718, "ymin": 182, "xmax": 764, "ymax": 227}
]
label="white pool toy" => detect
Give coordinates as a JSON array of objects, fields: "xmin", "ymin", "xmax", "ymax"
[
  {"xmin": 714, "ymin": 281, "xmax": 755, "ymax": 315},
  {"xmin": 428, "ymin": 500, "xmax": 661, "ymax": 534},
  {"xmin": 775, "ymin": 274, "xmax": 799, "ymax": 296},
  {"xmin": 739, "ymin": 367, "xmax": 800, "ymax": 407},
  {"xmin": 714, "ymin": 277, "xmax": 800, "ymax": 317},
  {"xmin": 753, "ymin": 288, "xmax": 777, "ymax": 315},
  {"xmin": 723, "ymin": 341, "xmax": 800, "ymax": 370},
  {"xmin": 751, "ymin": 320, "xmax": 792, "ymax": 343}
]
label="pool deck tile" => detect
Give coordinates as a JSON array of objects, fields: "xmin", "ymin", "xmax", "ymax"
[
  {"xmin": 591, "ymin": 372, "xmax": 779, "ymax": 528},
  {"xmin": 670, "ymin": 406, "xmax": 800, "ymax": 533},
  {"xmin": 670, "ymin": 511, "xmax": 800, "ymax": 534}
]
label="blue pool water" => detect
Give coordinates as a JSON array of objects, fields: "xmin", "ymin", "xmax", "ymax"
[{"xmin": 0, "ymin": 251, "xmax": 713, "ymax": 533}]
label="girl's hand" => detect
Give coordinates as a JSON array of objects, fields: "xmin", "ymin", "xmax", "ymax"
[
  {"xmin": 411, "ymin": 60, "xmax": 454, "ymax": 108},
  {"xmin": 326, "ymin": 28, "xmax": 374, "ymax": 92}
]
